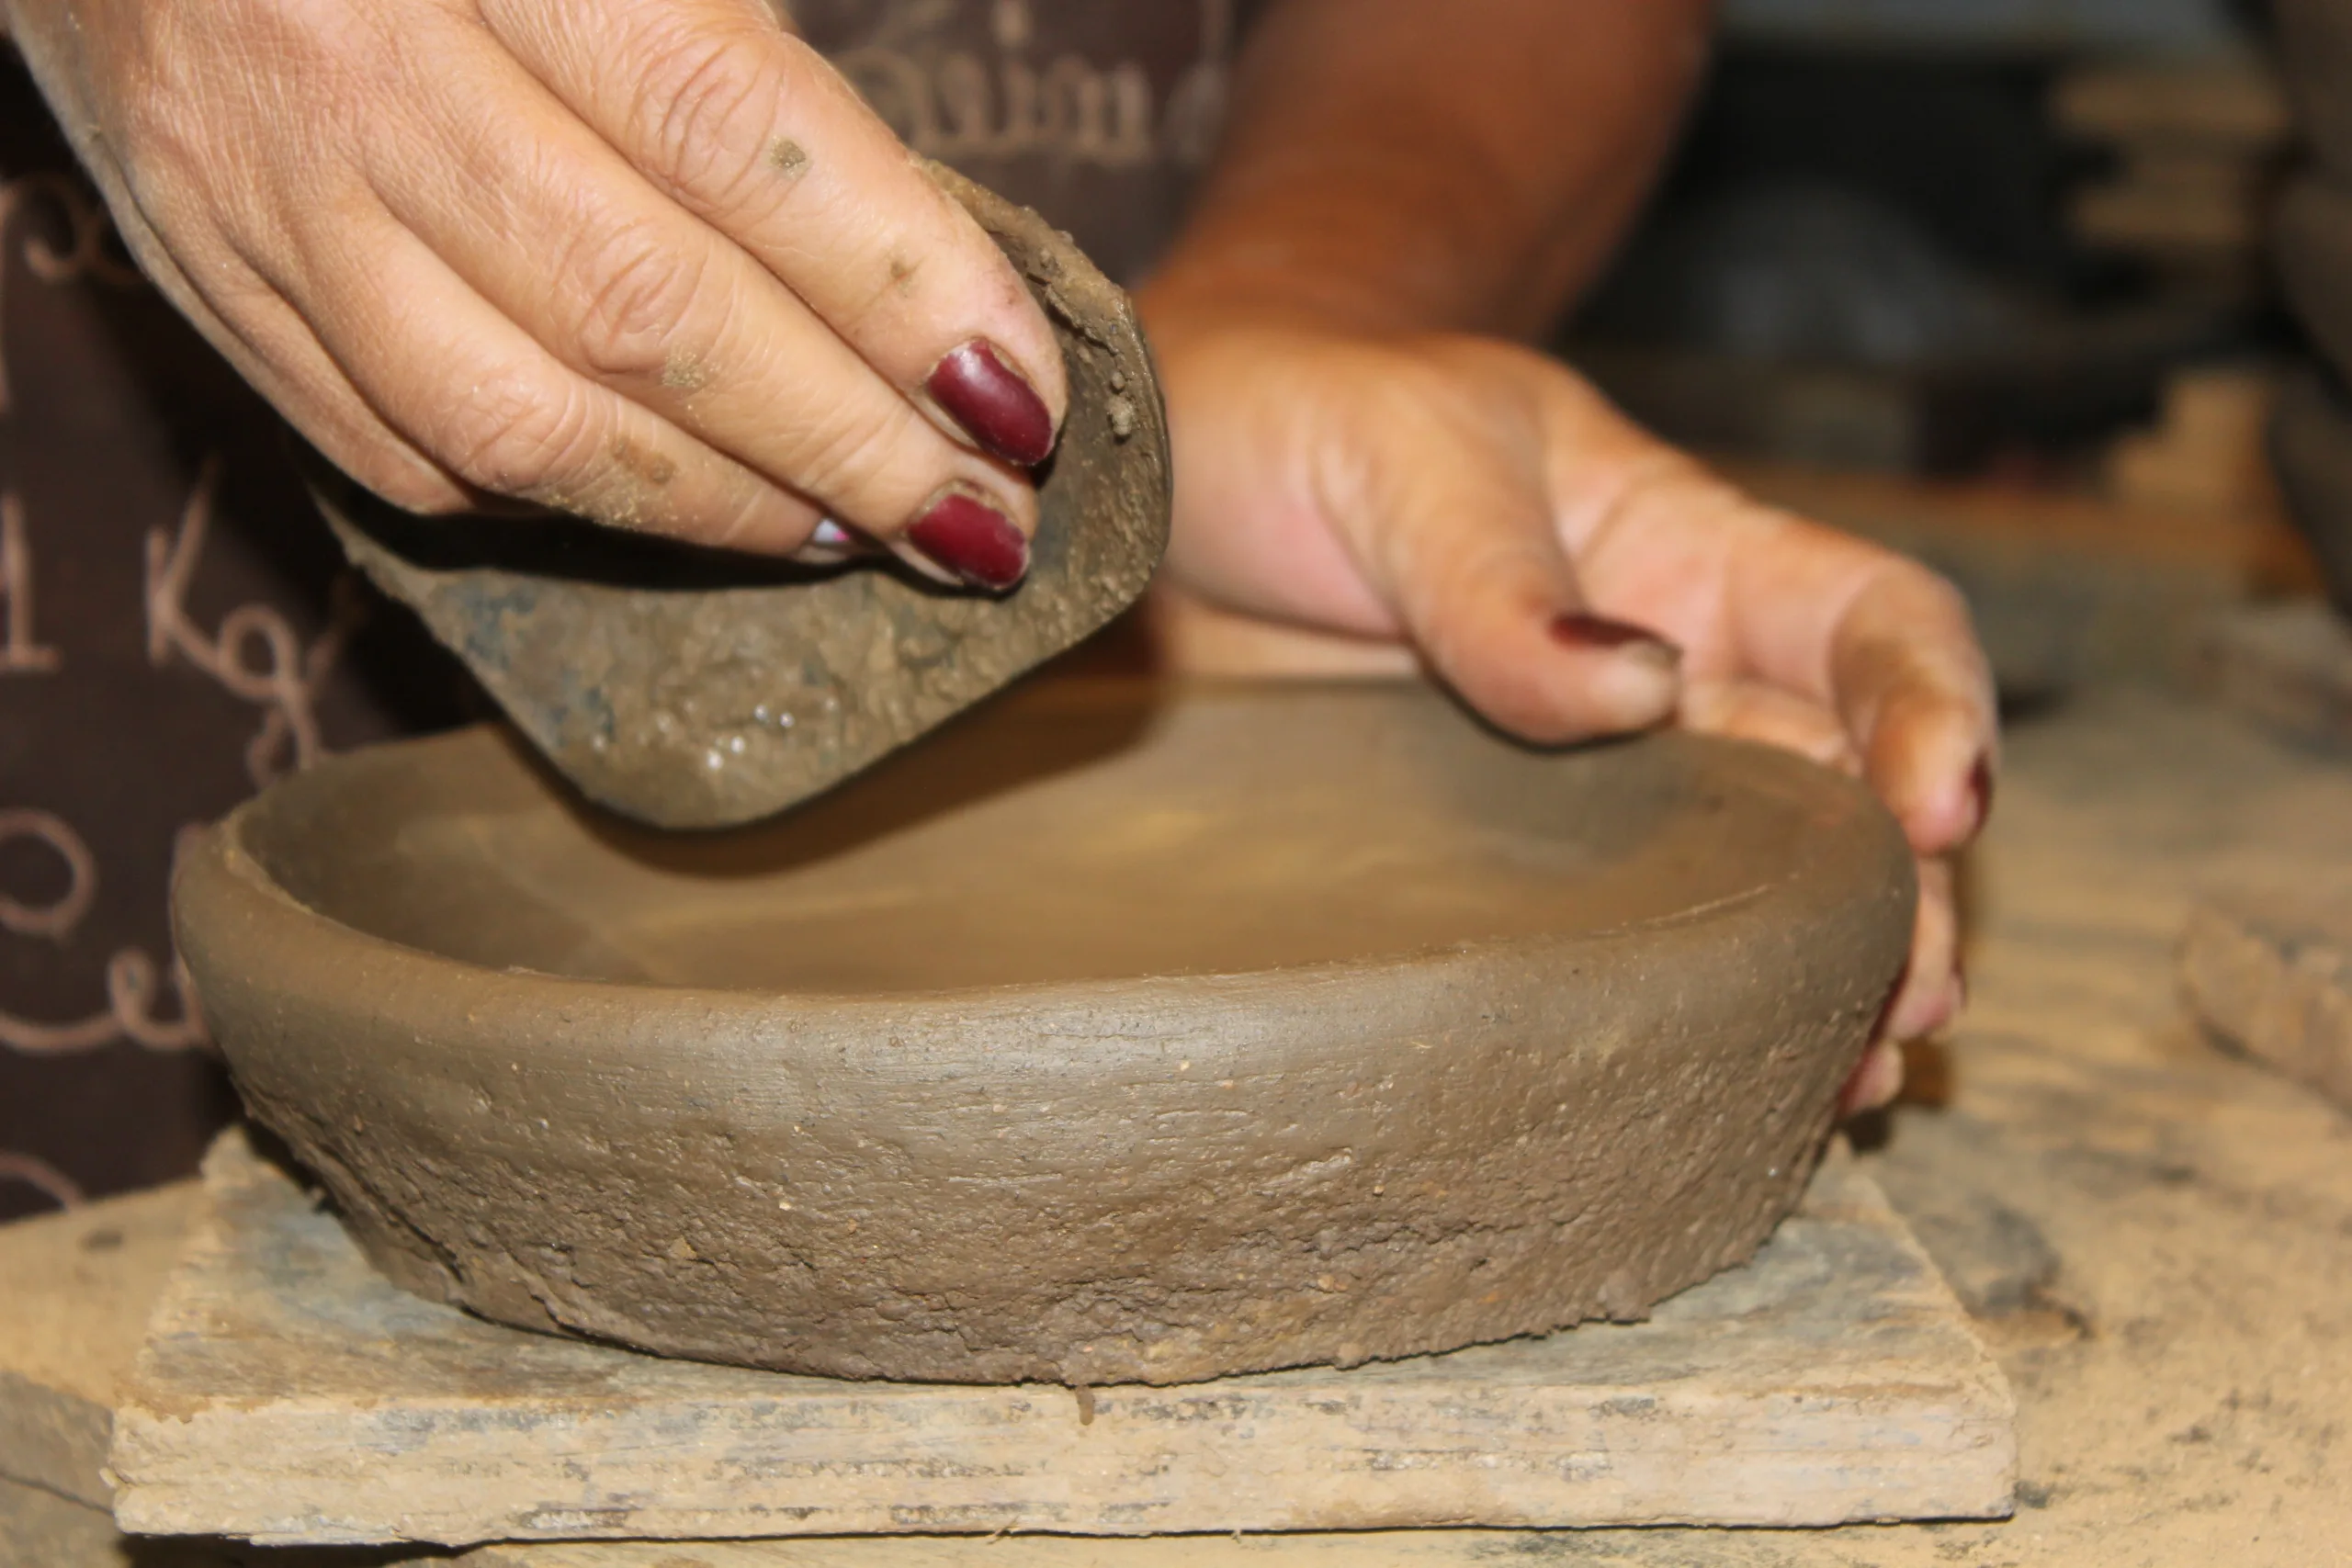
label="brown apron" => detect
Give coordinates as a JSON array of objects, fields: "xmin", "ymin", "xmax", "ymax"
[{"xmin": 0, "ymin": 0, "xmax": 1239, "ymax": 1219}]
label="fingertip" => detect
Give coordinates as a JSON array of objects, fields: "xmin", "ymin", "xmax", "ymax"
[
  {"xmin": 926, "ymin": 338, "xmax": 1059, "ymax": 467},
  {"xmin": 1436, "ymin": 642, "xmax": 1680, "ymax": 748},
  {"xmin": 1884, "ymin": 968, "xmax": 1962, "ymax": 1043},
  {"xmin": 1536, "ymin": 613, "xmax": 1683, "ymax": 737},
  {"xmin": 900, "ymin": 484, "xmax": 1030, "ymax": 590},
  {"xmin": 1548, "ymin": 612, "xmax": 1681, "ymax": 662},
  {"xmin": 1868, "ymin": 696, "xmax": 1997, "ymax": 856},
  {"xmin": 1585, "ymin": 649, "xmax": 1684, "ymax": 734},
  {"xmin": 1897, "ymin": 748, "xmax": 1996, "ymax": 856},
  {"xmin": 1481, "ymin": 650, "xmax": 1679, "ymax": 746},
  {"xmin": 1968, "ymin": 751, "xmax": 1996, "ymax": 837},
  {"xmin": 1838, "ymin": 1042, "xmax": 1905, "ymax": 1117}
]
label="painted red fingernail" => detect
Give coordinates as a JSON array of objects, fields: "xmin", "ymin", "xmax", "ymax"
[
  {"xmin": 928, "ymin": 340, "xmax": 1056, "ymax": 468},
  {"xmin": 906, "ymin": 489, "xmax": 1029, "ymax": 589},
  {"xmin": 1549, "ymin": 612, "xmax": 1682, "ymax": 667},
  {"xmin": 1968, "ymin": 754, "xmax": 1996, "ymax": 834}
]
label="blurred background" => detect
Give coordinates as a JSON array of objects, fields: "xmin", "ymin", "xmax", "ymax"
[{"xmin": 1563, "ymin": 0, "xmax": 2352, "ymax": 727}]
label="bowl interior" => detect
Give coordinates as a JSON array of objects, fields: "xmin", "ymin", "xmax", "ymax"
[{"xmin": 239, "ymin": 682, "xmax": 1833, "ymax": 994}]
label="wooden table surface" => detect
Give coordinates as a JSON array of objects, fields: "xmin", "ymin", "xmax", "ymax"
[{"xmin": 6, "ymin": 684, "xmax": 2351, "ymax": 1568}]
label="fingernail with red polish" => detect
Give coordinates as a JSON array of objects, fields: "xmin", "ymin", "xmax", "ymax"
[
  {"xmin": 928, "ymin": 340, "xmax": 1056, "ymax": 467},
  {"xmin": 1550, "ymin": 612, "xmax": 1682, "ymax": 668},
  {"xmin": 906, "ymin": 488, "xmax": 1029, "ymax": 590}
]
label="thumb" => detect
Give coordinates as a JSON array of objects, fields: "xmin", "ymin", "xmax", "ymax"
[{"xmin": 1340, "ymin": 419, "xmax": 1682, "ymax": 746}]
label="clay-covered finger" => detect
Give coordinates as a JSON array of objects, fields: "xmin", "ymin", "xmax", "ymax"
[
  {"xmin": 355, "ymin": 19, "xmax": 1034, "ymax": 583},
  {"xmin": 478, "ymin": 0, "xmax": 1066, "ymax": 467}
]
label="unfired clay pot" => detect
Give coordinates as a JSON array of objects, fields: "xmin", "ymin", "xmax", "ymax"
[{"xmin": 175, "ymin": 681, "xmax": 1915, "ymax": 1386}]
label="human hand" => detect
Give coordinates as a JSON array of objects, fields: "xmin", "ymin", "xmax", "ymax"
[
  {"xmin": 1138, "ymin": 309, "xmax": 1996, "ymax": 1111},
  {"xmin": 4, "ymin": 0, "xmax": 1062, "ymax": 587}
]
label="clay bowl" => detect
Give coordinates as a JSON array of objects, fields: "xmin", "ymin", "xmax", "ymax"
[{"xmin": 176, "ymin": 680, "xmax": 1915, "ymax": 1387}]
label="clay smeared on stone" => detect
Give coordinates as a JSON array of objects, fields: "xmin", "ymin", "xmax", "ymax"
[
  {"xmin": 176, "ymin": 682, "xmax": 1917, "ymax": 1387},
  {"xmin": 312, "ymin": 162, "xmax": 1169, "ymax": 829}
]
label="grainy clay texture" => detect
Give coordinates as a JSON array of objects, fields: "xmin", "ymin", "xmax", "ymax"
[
  {"xmin": 172, "ymin": 681, "xmax": 1915, "ymax": 1387},
  {"xmin": 101, "ymin": 1129, "xmax": 2012, "ymax": 1546},
  {"xmin": 2180, "ymin": 870, "xmax": 2352, "ymax": 1110},
  {"xmin": 315, "ymin": 160, "xmax": 1170, "ymax": 829},
  {"xmin": 13, "ymin": 687, "xmax": 2352, "ymax": 1566}
]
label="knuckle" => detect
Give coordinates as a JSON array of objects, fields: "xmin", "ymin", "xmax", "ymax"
[
  {"xmin": 630, "ymin": 23, "xmax": 796, "ymax": 201},
  {"xmin": 112, "ymin": 0, "xmax": 383, "ymax": 258},
  {"xmin": 784, "ymin": 400, "xmax": 924, "ymax": 513},
  {"xmin": 561, "ymin": 218, "xmax": 708, "ymax": 380},
  {"xmin": 431, "ymin": 364, "xmax": 601, "ymax": 500}
]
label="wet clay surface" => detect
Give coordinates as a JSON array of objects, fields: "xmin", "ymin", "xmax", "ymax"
[
  {"xmin": 316, "ymin": 163, "xmax": 1169, "ymax": 829},
  {"xmin": 174, "ymin": 682, "xmax": 1916, "ymax": 1386}
]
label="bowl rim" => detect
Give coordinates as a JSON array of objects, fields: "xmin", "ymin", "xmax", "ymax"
[{"xmin": 175, "ymin": 681, "xmax": 1915, "ymax": 1022}]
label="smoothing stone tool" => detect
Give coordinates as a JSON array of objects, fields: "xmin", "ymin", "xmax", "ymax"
[{"xmin": 311, "ymin": 162, "xmax": 1170, "ymax": 829}]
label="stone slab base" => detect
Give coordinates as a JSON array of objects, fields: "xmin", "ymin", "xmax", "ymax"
[
  {"xmin": 0, "ymin": 1183, "xmax": 201, "ymax": 1508},
  {"xmin": 105, "ymin": 1130, "xmax": 2014, "ymax": 1547}
]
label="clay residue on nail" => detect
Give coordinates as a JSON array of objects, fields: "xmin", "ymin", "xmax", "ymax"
[{"xmin": 769, "ymin": 137, "xmax": 810, "ymax": 177}]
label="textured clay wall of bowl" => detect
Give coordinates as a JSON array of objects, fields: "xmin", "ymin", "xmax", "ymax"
[{"xmin": 175, "ymin": 682, "xmax": 1916, "ymax": 1387}]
